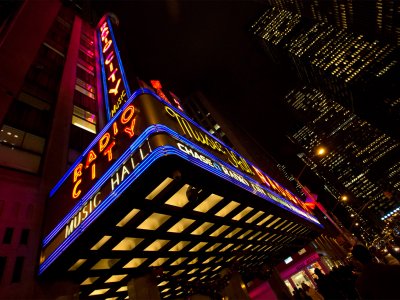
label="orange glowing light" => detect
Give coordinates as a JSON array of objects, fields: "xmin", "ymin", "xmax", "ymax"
[{"xmin": 72, "ymin": 179, "xmax": 82, "ymax": 199}]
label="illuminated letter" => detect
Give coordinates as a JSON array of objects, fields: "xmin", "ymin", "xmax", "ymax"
[
  {"xmin": 108, "ymin": 67, "xmax": 118, "ymax": 83},
  {"xmin": 99, "ymin": 133, "xmax": 110, "ymax": 152},
  {"xmin": 73, "ymin": 163, "xmax": 83, "ymax": 183},
  {"xmin": 105, "ymin": 51, "xmax": 115, "ymax": 65},
  {"xmin": 65, "ymin": 221, "xmax": 74, "ymax": 238},
  {"xmin": 103, "ymin": 140, "xmax": 116, "ymax": 161},
  {"xmin": 100, "ymin": 22, "xmax": 107, "ymax": 31},
  {"xmin": 91, "ymin": 164, "xmax": 96, "ymax": 180},
  {"xmin": 101, "ymin": 30, "xmax": 109, "ymax": 42},
  {"xmin": 93, "ymin": 192, "xmax": 102, "ymax": 207},
  {"xmin": 109, "ymin": 78, "xmax": 121, "ymax": 95},
  {"xmin": 82, "ymin": 205, "xmax": 89, "ymax": 220},
  {"xmin": 103, "ymin": 40, "xmax": 112, "ymax": 53},
  {"xmin": 85, "ymin": 150, "xmax": 97, "ymax": 169},
  {"xmin": 111, "ymin": 173, "xmax": 119, "ymax": 191},
  {"xmin": 100, "ymin": 22, "xmax": 108, "ymax": 37},
  {"xmin": 124, "ymin": 119, "xmax": 136, "ymax": 138},
  {"xmin": 121, "ymin": 165, "xmax": 130, "ymax": 181},
  {"xmin": 121, "ymin": 105, "xmax": 135, "ymax": 124},
  {"xmin": 252, "ymin": 166, "xmax": 271, "ymax": 188},
  {"xmin": 165, "ymin": 106, "xmax": 176, "ymax": 118},
  {"xmin": 72, "ymin": 179, "xmax": 82, "ymax": 199},
  {"xmin": 113, "ymin": 122, "xmax": 119, "ymax": 136}
]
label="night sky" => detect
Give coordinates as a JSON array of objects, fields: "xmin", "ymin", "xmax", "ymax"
[{"xmin": 93, "ymin": 0, "xmax": 301, "ymax": 164}]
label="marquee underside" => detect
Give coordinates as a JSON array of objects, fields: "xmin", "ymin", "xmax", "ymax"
[{"xmin": 40, "ymin": 148, "xmax": 321, "ymax": 299}]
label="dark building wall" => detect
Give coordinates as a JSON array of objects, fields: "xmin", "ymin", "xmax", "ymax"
[{"xmin": 0, "ymin": 1, "xmax": 101, "ymax": 297}]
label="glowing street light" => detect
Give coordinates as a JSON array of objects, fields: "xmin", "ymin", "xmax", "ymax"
[{"xmin": 316, "ymin": 146, "xmax": 327, "ymax": 157}]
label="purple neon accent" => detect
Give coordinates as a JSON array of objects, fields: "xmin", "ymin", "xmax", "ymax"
[
  {"xmin": 106, "ymin": 18, "xmax": 131, "ymax": 98},
  {"xmin": 39, "ymin": 147, "xmax": 166, "ymax": 274},
  {"xmin": 49, "ymin": 88, "xmax": 148, "ymax": 198},
  {"xmin": 43, "ymin": 125, "xmax": 158, "ymax": 246},
  {"xmin": 46, "ymin": 117, "xmax": 321, "ymax": 246},
  {"xmin": 43, "ymin": 124, "xmax": 321, "ymax": 249},
  {"xmin": 39, "ymin": 142, "xmax": 322, "ymax": 274},
  {"xmin": 46, "ymin": 88, "xmax": 317, "ymax": 248},
  {"xmin": 97, "ymin": 29, "xmax": 111, "ymax": 121}
]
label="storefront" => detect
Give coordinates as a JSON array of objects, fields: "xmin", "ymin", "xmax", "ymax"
[{"xmin": 278, "ymin": 248, "xmax": 329, "ymax": 293}]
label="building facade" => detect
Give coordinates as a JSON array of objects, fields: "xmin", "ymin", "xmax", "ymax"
[
  {"xmin": 251, "ymin": 5, "xmax": 400, "ymax": 234},
  {"xmin": 0, "ymin": 2, "xmax": 325, "ymax": 299},
  {"xmin": 286, "ymin": 87, "xmax": 400, "ymax": 212},
  {"xmin": 252, "ymin": 6, "xmax": 400, "ymax": 138}
]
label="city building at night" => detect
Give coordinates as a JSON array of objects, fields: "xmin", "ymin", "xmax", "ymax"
[
  {"xmin": 265, "ymin": 0, "xmax": 400, "ymax": 47},
  {"xmin": 251, "ymin": 5, "xmax": 400, "ymax": 238},
  {"xmin": 252, "ymin": 5, "xmax": 400, "ymax": 138},
  {"xmin": 284, "ymin": 87, "xmax": 400, "ymax": 240},
  {"xmin": 0, "ymin": 2, "xmax": 326, "ymax": 299}
]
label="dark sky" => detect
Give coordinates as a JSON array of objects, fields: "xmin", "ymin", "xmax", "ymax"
[
  {"xmin": 94, "ymin": 0, "xmax": 301, "ymax": 167},
  {"xmin": 91, "ymin": 0, "xmax": 345, "ymax": 213}
]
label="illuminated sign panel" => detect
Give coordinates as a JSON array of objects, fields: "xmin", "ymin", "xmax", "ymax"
[
  {"xmin": 40, "ymin": 90, "xmax": 321, "ymax": 275},
  {"xmin": 39, "ymin": 17, "xmax": 321, "ymax": 274},
  {"xmin": 97, "ymin": 15, "xmax": 131, "ymax": 120}
]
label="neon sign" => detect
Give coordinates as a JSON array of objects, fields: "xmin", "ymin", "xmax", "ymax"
[
  {"xmin": 163, "ymin": 104, "xmax": 310, "ymax": 212},
  {"xmin": 71, "ymin": 103, "xmax": 137, "ymax": 201},
  {"xmin": 97, "ymin": 15, "xmax": 131, "ymax": 119},
  {"xmin": 40, "ymin": 90, "xmax": 321, "ymax": 275},
  {"xmin": 165, "ymin": 106, "xmax": 255, "ymax": 176}
]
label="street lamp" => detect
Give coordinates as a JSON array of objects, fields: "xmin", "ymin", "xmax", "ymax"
[
  {"xmin": 316, "ymin": 146, "xmax": 327, "ymax": 157},
  {"xmin": 332, "ymin": 194, "xmax": 349, "ymax": 211},
  {"xmin": 293, "ymin": 147, "xmax": 355, "ymax": 245},
  {"xmin": 296, "ymin": 145, "xmax": 327, "ymax": 180}
]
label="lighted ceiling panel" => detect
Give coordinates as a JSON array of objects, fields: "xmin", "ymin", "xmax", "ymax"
[
  {"xmin": 39, "ymin": 91, "xmax": 322, "ymax": 299},
  {"xmin": 42, "ymin": 165, "xmax": 319, "ymax": 299}
]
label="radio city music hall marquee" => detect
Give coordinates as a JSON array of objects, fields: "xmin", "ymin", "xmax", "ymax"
[
  {"xmin": 98, "ymin": 16, "xmax": 130, "ymax": 120},
  {"xmin": 39, "ymin": 14, "xmax": 321, "ymax": 275},
  {"xmin": 40, "ymin": 90, "xmax": 321, "ymax": 274}
]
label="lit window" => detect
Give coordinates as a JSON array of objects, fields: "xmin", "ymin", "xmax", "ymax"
[
  {"xmin": 232, "ymin": 207, "xmax": 253, "ymax": 221},
  {"xmin": 91, "ymin": 258, "xmax": 120, "ymax": 270},
  {"xmin": 193, "ymin": 194, "xmax": 223, "ymax": 213},
  {"xmin": 165, "ymin": 184, "xmax": 190, "ymax": 207},
  {"xmin": 145, "ymin": 178, "xmax": 173, "ymax": 200},
  {"xmin": 123, "ymin": 258, "xmax": 147, "ymax": 268},
  {"xmin": 137, "ymin": 213, "xmax": 171, "ymax": 230},
  {"xmin": 112, "ymin": 238, "xmax": 143, "ymax": 251},
  {"xmin": 215, "ymin": 201, "xmax": 240, "ymax": 217},
  {"xmin": 144, "ymin": 240, "xmax": 169, "ymax": 251}
]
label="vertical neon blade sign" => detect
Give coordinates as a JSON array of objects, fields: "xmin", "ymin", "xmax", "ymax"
[{"xmin": 97, "ymin": 15, "xmax": 131, "ymax": 121}]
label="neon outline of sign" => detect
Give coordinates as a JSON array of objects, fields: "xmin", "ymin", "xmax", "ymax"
[
  {"xmin": 49, "ymin": 89, "xmax": 147, "ymax": 199},
  {"xmin": 40, "ymin": 138, "xmax": 322, "ymax": 274},
  {"xmin": 95, "ymin": 15, "xmax": 306, "ymax": 212},
  {"xmin": 46, "ymin": 90, "xmax": 317, "ymax": 247},
  {"xmin": 43, "ymin": 120, "xmax": 322, "ymax": 248},
  {"xmin": 50, "ymin": 88, "xmax": 303, "ymax": 209},
  {"xmin": 97, "ymin": 16, "xmax": 131, "ymax": 121}
]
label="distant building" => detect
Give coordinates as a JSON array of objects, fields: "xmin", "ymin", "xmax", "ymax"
[
  {"xmin": 252, "ymin": 6, "xmax": 400, "ymax": 138},
  {"xmin": 251, "ymin": 6, "xmax": 400, "ymax": 230},
  {"xmin": 265, "ymin": 0, "xmax": 400, "ymax": 47},
  {"xmin": 288, "ymin": 87, "xmax": 400, "ymax": 224}
]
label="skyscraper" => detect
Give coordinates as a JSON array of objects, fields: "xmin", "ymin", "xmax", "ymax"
[
  {"xmin": 266, "ymin": 0, "xmax": 400, "ymax": 47},
  {"xmin": 286, "ymin": 86, "xmax": 400, "ymax": 219},
  {"xmin": 251, "ymin": 5, "xmax": 400, "ymax": 230},
  {"xmin": 252, "ymin": 6, "xmax": 400, "ymax": 138}
]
